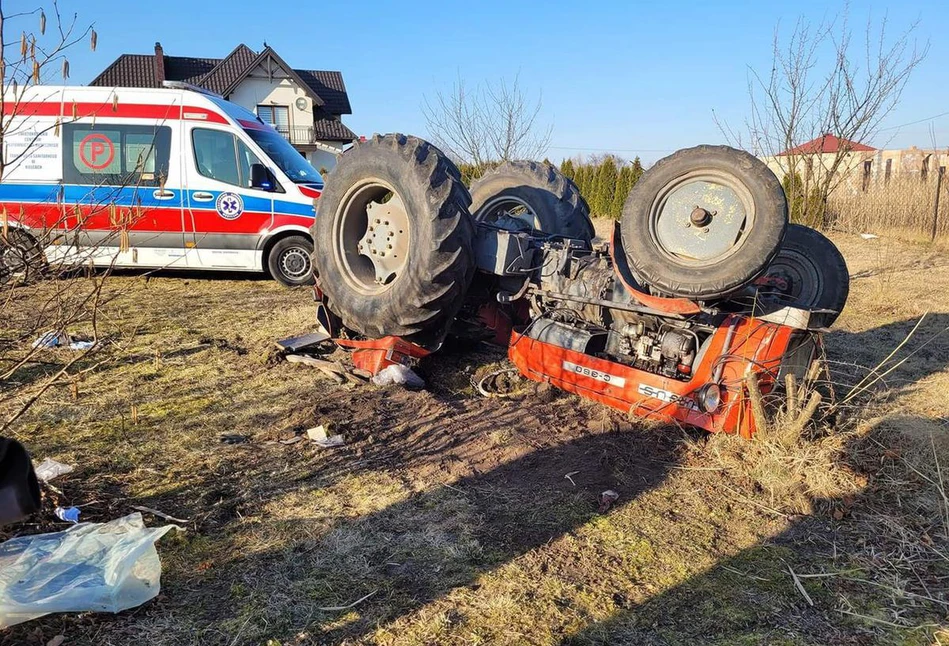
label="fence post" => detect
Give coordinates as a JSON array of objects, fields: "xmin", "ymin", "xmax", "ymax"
[{"xmin": 932, "ymin": 166, "xmax": 945, "ymax": 242}]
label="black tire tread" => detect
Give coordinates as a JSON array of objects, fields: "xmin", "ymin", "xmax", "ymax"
[
  {"xmin": 267, "ymin": 234, "xmax": 314, "ymax": 287},
  {"xmin": 769, "ymin": 224, "xmax": 849, "ymax": 326},
  {"xmin": 470, "ymin": 160, "xmax": 595, "ymax": 243},
  {"xmin": 312, "ymin": 134, "xmax": 475, "ymax": 339}
]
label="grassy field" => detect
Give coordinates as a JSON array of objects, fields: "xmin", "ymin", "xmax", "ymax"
[{"xmin": 1, "ymin": 230, "xmax": 948, "ymax": 645}]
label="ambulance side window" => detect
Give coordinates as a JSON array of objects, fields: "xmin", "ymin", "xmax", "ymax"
[
  {"xmin": 192, "ymin": 128, "xmax": 263, "ymax": 189},
  {"xmin": 62, "ymin": 124, "xmax": 170, "ymax": 187}
]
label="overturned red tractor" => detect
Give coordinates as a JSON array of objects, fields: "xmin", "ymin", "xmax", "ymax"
[{"xmin": 310, "ymin": 135, "xmax": 849, "ymax": 438}]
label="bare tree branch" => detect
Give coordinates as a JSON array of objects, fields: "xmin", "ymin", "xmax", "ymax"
[
  {"xmin": 423, "ymin": 74, "xmax": 552, "ymax": 165},
  {"xmin": 719, "ymin": 4, "xmax": 927, "ymax": 226}
]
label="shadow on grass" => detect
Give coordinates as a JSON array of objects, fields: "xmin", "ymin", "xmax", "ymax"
[
  {"xmin": 109, "ymin": 267, "xmax": 275, "ymax": 283},
  {"xmin": 824, "ymin": 312, "xmax": 949, "ymax": 376},
  {"xmin": 199, "ymin": 422, "xmax": 684, "ymax": 644},
  {"xmin": 560, "ymin": 416, "xmax": 949, "ymax": 645}
]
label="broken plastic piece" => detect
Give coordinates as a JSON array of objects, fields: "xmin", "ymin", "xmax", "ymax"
[
  {"xmin": 306, "ymin": 425, "xmax": 345, "ymax": 447},
  {"xmin": 30, "ymin": 332, "xmax": 94, "ymax": 351},
  {"xmin": 31, "ymin": 331, "xmax": 68, "ymax": 349},
  {"xmin": 53, "ymin": 506, "xmax": 80, "ymax": 524},
  {"xmin": 275, "ymin": 331, "xmax": 331, "ymax": 352}
]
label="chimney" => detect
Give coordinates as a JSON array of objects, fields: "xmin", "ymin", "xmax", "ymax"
[{"xmin": 154, "ymin": 42, "xmax": 166, "ymax": 86}]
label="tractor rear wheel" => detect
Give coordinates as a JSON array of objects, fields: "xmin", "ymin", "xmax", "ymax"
[
  {"xmin": 757, "ymin": 224, "xmax": 849, "ymax": 327},
  {"xmin": 620, "ymin": 145, "xmax": 787, "ymax": 300},
  {"xmin": 469, "ymin": 161, "xmax": 595, "ymax": 244},
  {"xmin": 311, "ymin": 134, "xmax": 476, "ymax": 341}
]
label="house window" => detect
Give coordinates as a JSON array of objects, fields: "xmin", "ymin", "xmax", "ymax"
[
  {"xmin": 191, "ymin": 128, "xmax": 263, "ymax": 188},
  {"xmin": 62, "ymin": 123, "xmax": 171, "ymax": 186},
  {"xmin": 885, "ymin": 159, "xmax": 892, "ymax": 184},
  {"xmin": 862, "ymin": 160, "xmax": 872, "ymax": 192},
  {"xmin": 257, "ymin": 105, "xmax": 290, "ymax": 138}
]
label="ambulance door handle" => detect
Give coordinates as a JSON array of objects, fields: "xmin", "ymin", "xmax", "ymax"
[
  {"xmin": 153, "ymin": 189, "xmax": 176, "ymax": 200},
  {"xmin": 192, "ymin": 192, "xmax": 214, "ymax": 202}
]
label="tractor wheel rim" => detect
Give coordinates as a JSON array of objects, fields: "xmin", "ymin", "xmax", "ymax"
[
  {"xmin": 279, "ymin": 246, "xmax": 311, "ymax": 280},
  {"xmin": 334, "ymin": 179, "xmax": 410, "ymax": 295},
  {"xmin": 478, "ymin": 196, "xmax": 538, "ymax": 232},
  {"xmin": 762, "ymin": 248, "xmax": 823, "ymax": 307},
  {"xmin": 650, "ymin": 170, "xmax": 755, "ymax": 266}
]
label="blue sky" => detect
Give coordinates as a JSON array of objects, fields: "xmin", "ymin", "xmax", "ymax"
[{"xmin": 16, "ymin": 0, "xmax": 949, "ymax": 164}]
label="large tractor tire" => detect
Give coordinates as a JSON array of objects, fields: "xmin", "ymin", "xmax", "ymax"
[
  {"xmin": 312, "ymin": 134, "xmax": 476, "ymax": 340},
  {"xmin": 620, "ymin": 146, "xmax": 787, "ymax": 300},
  {"xmin": 757, "ymin": 224, "xmax": 849, "ymax": 327},
  {"xmin": 469, "ymin": 161, "xmax": 595, "ymax": 244}
]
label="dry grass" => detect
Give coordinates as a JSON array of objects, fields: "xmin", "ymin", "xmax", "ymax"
[
  {"xmin": 828, "ymin": 177, "xmax": 949, "ymax": 246},
  {"xmin": 0, "ymin": 232, "xmax": 948, "ymax": 645}
]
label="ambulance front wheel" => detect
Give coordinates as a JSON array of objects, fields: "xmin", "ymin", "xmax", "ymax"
[
  {"xmin": 0, "ymin": 228, "xmax": 45, "ymax": 285},
  {"xmin": 267, "ymin": 235, "xmax": 315, "ymax": 287}
]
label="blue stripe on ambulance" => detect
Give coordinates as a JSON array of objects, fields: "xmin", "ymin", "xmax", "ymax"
[{"xmin": 0, "ymin": 184, "xmax": 316, "ymax": 217}]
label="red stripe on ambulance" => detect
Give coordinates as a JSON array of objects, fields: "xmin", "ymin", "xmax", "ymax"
[{"xmin": 3, "ymin": 102, "xmax": 228, "ymax": 124}]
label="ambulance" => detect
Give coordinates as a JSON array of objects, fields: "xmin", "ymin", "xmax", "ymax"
[{"xmin": 0, "ymin": 82, "xmax": 327, "ymax": 286}]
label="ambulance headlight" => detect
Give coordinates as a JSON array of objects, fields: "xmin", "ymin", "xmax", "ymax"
[{"xmin": 696, "ymin": 383, "xmax": 722, "ymax": 413}]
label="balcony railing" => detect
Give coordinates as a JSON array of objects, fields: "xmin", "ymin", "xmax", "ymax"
[{"xmin": 275, "ymin": 126, "xmax": 320, "ymax": 146}]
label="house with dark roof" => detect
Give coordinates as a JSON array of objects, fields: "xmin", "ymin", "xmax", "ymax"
[{"xmin": 90, "ymin": 42, "xmax": 355, "ymax": 171}]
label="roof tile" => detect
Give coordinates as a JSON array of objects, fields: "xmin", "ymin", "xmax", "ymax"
[
  {"xmin": 778, "ymin": 134, "xmax": 876, "ymax": 156},
  {"xmin": 312, "ymin": 114, "xmax": 356, "ymax": 142},
  {"xmin": 198, "ymin": 44, "xmax": 258, "ymax": 95},
  {"xmin": 90, "ymin": 46, "xmax": 352, "ymax": 118}
]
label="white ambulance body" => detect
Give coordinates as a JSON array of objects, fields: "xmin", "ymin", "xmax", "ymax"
[{"xmin": 1, "ymin": 83, "xmax": 326, "ymax": 285}]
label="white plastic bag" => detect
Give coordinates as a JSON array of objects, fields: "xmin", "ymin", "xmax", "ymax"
[
  {"xmin": 33, "ymin": 457, "xmax": 74, "ymax": 482},
  {"xmin": 0, "ymin": 512, "xmax": 178, "ymax": 628},
  {"xmin": 371, "ymin": 364, "xmax": 425, "ymax": 389}
]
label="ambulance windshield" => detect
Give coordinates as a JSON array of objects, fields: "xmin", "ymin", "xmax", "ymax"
[{"xmin": 244, "ymin": 128, "xmax": 324, "ymax": 185}]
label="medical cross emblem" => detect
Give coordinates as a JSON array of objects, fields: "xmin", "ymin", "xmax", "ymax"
[{"xmin": 215, "ymin": 192, "xmax": 244, "ymax": 220}]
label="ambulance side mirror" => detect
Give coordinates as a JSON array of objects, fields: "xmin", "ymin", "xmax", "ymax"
[{"xmin": 250, "ymin": 163, "xmax": 274, "ymax": 191}]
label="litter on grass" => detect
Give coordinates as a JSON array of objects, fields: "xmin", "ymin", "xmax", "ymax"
[
  {"xmin": 31, "ymin": 331, "xmax": 95, "ymax": 351},
  {"xmin": 0, "ymin": 512, "xmax": 179, "ymax": 628},
  {"xmin": 53, "ymin": 506, "xmax": 80, "ymax": 524},
  {"xmin": 306, "ymin": 425, "xmax": 345, "ymax": 447},
  {"xmin": 371, "ymin": 364, "xmax": 425, "ymax": 389},
  {"xmin": 33, "ymin": 458, "xmax": 74, "ymax": 483},
  {"xmin": 598, "ymin": 489, "xmax": 620, "ymax": 513}
]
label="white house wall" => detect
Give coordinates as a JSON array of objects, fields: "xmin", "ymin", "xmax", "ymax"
[{"xmin": 228, "ymin": 75, "xmax": 312, "ymax": 133}]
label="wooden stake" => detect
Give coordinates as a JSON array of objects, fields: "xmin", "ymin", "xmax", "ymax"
[
  {"xmin": 805, "ymin": 359, "xmax": 821, "ymax": 387},
  {"xmin": 745, "ymin": 373, "xmax": 769, "ymax": 439},
  {"xmin": 932, "ymin": 166, "xmax": 945, "ymax": 242},
  {"xmin": 785, "ymin": 373, "xmax": 799, "ymax": 419}
]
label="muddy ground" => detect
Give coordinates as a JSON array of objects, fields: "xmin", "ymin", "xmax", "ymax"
[{"xmin": 1, "ymin": 231, "xmax": 947, "ymax": 645}]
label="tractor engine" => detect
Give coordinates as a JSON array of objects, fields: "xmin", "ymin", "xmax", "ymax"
[{"xmin": 480, "ymin": 229, "xmax": 711, "ymax": 381}]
